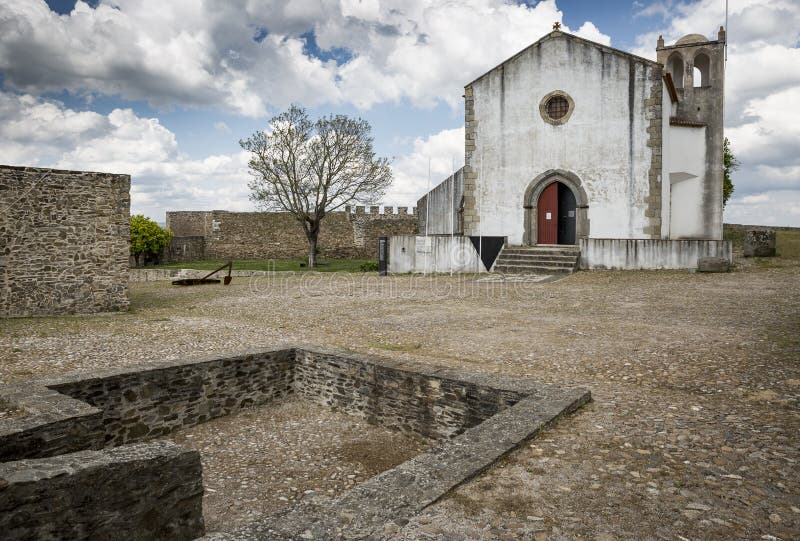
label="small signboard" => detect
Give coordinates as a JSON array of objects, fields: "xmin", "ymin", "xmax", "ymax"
[
  {"xmin": 378, "ymin": 237, "xmax": 388, "ymax": 276},
  {"xmin": 546, "ymin": 212, "xmax": 552, "ymax": 220},
  {"xmin": 415, "ymin": 236, "xmax": 433, "ymax": 253}
]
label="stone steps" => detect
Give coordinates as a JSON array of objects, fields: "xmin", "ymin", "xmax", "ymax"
[{"xmin": 492, "ymin": 245, "xmax": 580, "ymax": 274}]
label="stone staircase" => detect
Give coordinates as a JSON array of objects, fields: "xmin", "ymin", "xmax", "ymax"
[{"xmin": 492, "ymin": 245, "xmax": 580, "ymax": 274}]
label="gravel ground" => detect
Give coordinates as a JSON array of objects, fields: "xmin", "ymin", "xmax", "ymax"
[
  {"xmin": 164, "ymin": 398, "xmax": 428, "ymax": 532},
  {"xmin": 1, "ymin": 256, "xmax": 798, "ymax": 540}
]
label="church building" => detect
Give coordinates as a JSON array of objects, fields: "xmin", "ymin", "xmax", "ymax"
[{"xmin": 411, "ymin": 27, "xmax": 732, "ymax": 272}]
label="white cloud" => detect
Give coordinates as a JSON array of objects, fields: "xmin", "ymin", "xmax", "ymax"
[
  {"xmin": 214, "ymin": 121, "xmax": 232, "ymax": 133},
  {"xmin": 724, "ymin": 190, "xmax": 800, "ymax": 227},
  {"xmin": 739, "ymin": 194, "xmax": 769, "ymax": 204},
  {"xmin": 0, "ymin": 89, "xmax": 460, "ymax": 217},
  {"xmin": 387, "ymin": 127, "xmax": 465, "ymax": 206},
  {"xmin": 0, "ymin": 0, "xmax": 609, "ymax": 114},
  {"xmin": 0, "ymin": 90, "xmax": 253, "ymax": 220}
]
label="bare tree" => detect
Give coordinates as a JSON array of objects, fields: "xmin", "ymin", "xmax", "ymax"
[{"xmin": 241, "ymin": 105, "xmax": 393, "ymax": 268}]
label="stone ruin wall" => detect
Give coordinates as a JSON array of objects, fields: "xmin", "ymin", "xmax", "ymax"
[
  {"xmin": 164, "ymin": 206, "xmax": 417, "ymax": 262},
  {"xmin": 0, "ymin": 166, "xmax": 130, "ymax": 317},
  {"xmin": 0, "ymin": 346, "xmax": 590, "ymax": 540}
]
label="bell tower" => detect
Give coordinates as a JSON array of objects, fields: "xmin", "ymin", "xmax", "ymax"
[
  {"xmin": 657, "ymin": 27, "xmax": 726, "ymax": 123},
  {"xmin": 656, "ymin": 28, "xmax": 726, "ymax": 239}
]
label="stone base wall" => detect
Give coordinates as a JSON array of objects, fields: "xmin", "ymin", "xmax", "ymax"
[
  {"xmin": 387, "ymin": 235, "xmax": 490, "ymax": 274},
  {"xmin": 0, "ymin": 441, "xmax": 204, "ymax": 541},
  {"xmin": 0, "ymin": 166, "xmax": 130, "ymax": 317},
  {"xmin": 165, "ymin": 207, "xmax": 417, "ymax": 262},
  {"xmin": 579, "ymin": 238, "xmax": 732, "ymax": 270}
]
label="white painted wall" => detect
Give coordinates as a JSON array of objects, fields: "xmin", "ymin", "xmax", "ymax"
[
  {"xmin": 470, "ymin": 36, "xmax": 657, "ymax": 244},
  {"xmin": 660, "ymin": 83, "xmax": 674, "ymax": 238},
  {"xmin": 665, "ymin": 125, "xmax": 707, "ymax": 238},
  {"xmin": 388, "ymin": 236, "xmax": 487, "ymax": 274},
  {"xmin": 580, "ymin": 238, "xmax": 731, "ymax": 269}
]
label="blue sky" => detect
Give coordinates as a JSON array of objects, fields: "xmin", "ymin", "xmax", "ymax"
[{"xmin": 1, "ymin": 0, "xmax": 799, "ymax": 225}]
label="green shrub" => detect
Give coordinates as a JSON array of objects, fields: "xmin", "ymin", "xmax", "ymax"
[
  {"xmin": 130, "ymin": 215, "xmax": 173, "ymax": 267},
  {"xmin": 359, "ymin": 260, "xmax": 379, "ymax": 272}
]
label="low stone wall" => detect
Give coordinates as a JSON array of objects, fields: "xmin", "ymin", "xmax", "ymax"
[
  {"xmin": 206, "ymin": 388, "xmax": 589, "ymax": 541},
  {"xmin": 0, "ymin": 385, "xmax": 104, "ymax": 460},
  {"xmin": 129, "ymin": 268, "xmax": 277, "ymax": 283},
  {"xmin": 0, "ymin": 441, "xmax": 204, "ymax": 541},
  {"xmin": 579, "ymin": 238, "xmax": 732, "ymax": 270},
  {"xmin": 0, "ymin": 347, "xmax": 590, "ymax": 539},
  {"xmin": 295, "ymin": 348, "xmax": 524, "ymax": 439},
  {"xmin": 58, "ymin": 350, "xmax": 293, "ymax": 452},
  {"xmin": 0, "ymin": 165, "xmax": 130, "ymax": 317}
]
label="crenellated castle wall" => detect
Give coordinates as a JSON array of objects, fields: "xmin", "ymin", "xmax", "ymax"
[{"xmin": 164, "ymin": 206, "xmax": 417, "ymax": 261}]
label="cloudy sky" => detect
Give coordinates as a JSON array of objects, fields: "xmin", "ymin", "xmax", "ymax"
[{"xmin": 1, "ymin": 0, "xmax": 798, "ymax": 226}]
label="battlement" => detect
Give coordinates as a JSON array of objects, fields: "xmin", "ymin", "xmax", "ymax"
[{"xmin": 345, "ymin": 205, "xmax": 418, "ymax": 216}]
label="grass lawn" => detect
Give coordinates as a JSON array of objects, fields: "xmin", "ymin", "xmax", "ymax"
[
  {"xmin": 152, "ymin": 258, "xmax": 377, "ymax": 273},
  {"xmin": 776, "ymin": 229, "xmax": 800, "ymax": 259},
  {"xmin": 723, "ymin": 225, "xmax": 800, "ymax": 259}
]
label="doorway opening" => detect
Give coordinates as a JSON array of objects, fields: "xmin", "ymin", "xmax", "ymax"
[{"xmin": 537, "ymin": 181, "xmax": 577, "ymax": 245}]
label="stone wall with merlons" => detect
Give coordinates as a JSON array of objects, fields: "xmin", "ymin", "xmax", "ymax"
[
  {"xmin": 164, "ymin": 206, "xmax": 417, "ymax": 261},
  {"xmin": 0, "ymin": 165, "xmax": 130, "ymax": 317}
]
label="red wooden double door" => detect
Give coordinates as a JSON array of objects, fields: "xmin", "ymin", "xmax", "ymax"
[{"xmin": 537, "ymin": 181, "xmax": 576, "ymax": 245}]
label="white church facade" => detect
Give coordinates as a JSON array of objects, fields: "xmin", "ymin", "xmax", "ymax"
[{"xmin": 394, "ymin": 27, "xmax": 732, "ymax": 272}]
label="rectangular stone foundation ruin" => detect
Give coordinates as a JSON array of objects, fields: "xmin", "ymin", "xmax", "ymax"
[{"xmin": 0, "ymin": 346, "xmax": 590, "ymax": 540}]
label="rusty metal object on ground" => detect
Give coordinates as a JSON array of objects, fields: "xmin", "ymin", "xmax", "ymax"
[{"xmin": 172, "ymin": 261, "xmax": 233, "ymax": 286}]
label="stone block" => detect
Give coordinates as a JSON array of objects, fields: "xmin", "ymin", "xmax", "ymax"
[
  {"xmin": 697, "ymin": 256, "xmax": 731, "ymax": 272},
  {"xmin": 743, "ymin": 229, "xmax": 776, "ymax": 257}
]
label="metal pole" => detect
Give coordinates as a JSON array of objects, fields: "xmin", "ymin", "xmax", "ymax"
[
  {"xmin": 425, "ymin": 157, "xmax": 430, "ymax": 237},
  {"xmin": 451, "ymin": 156, "xmax": 456, "ymax": 237},
  {"xmin": 426, "ymin": 157, "xmax": 431, "ymax": 274},
  {"xmin": 479, "ymin": 145, "xmax": 483, "ymax": 271}
]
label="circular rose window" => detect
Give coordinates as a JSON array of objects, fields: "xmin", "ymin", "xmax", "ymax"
[
  {"xmin": 539, "ymin": 91, "xmax": 575, "ymax": 125},
  {"xmin": 546, "ymin": 96, "xmax": 569, "ymax": 119}
]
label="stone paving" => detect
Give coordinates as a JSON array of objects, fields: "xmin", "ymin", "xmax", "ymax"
[
  {"xmin": 1, "ymin": 258, "xmax": 798, "ymax": 540},
  {"xmin": 164, "ymin": 398, "xmax": 428, "ymax": 531}
]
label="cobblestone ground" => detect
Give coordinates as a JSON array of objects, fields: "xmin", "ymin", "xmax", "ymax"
[
  {"xmin": 1, "ymin": 260, "xmax": 798, "ymax": 540},
  {"xmin": 163, "ymin": 398, "xmax": 428, "ymax": 531}
]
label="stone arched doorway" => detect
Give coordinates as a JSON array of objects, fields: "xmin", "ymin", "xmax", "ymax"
[{"xmin": 523, "ymin": 170, "xmax": 589, "ymax": 246}]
